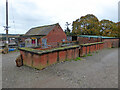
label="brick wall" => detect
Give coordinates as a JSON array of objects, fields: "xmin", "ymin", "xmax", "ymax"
[
  {"xmin": 18, "ymin": 40, "xmax": 117, "ymax": 70},
  {"xmin": 19, "ymin": 45, "xmax": 79, "ymax": 70},
  {"xmin": 80, "ymin": 42, "xmax": 104, "ymax": 57},
  {"xmin": 102, "ymin": 39, "xmax": 119, "ymax": 48},
  {"xmin": 77, "ymin": 37, "xmax": 119, "ymax": 48},
  {"xmin": 77, "ymin": 37, "xmax": 101, "ymax": 44},
  {"xmin": 39, "ymin": 25, "xmax": 67, "ymax": 46}
]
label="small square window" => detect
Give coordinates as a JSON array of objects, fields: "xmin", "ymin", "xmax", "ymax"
[{"xmin": 62, "ymin": 39, "xmax": 65, "ymax": 42}]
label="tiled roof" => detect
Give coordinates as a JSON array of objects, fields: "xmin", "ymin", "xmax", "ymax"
[{"xmin": 25, "ymin": 23, "xmax": 59, "ymax": 35}]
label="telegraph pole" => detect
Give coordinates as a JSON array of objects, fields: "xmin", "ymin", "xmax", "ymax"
[{"xmin": 5, "ymin": 0, "xmax": 9, "ymax": 50}]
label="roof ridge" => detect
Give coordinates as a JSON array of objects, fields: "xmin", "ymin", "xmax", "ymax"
[
  {"xmin": 30, "ymin": 23, "xmax": 59, "ymax": 30},
  {"xmin": 25, "ymin": 23, "xmax": 59, "ymax": 35}
]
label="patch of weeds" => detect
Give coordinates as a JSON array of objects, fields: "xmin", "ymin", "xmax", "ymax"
[
  {"xmin": 65, "ymin": 59, "xmax": 69, "ymax": 61},
  {"xmin": 74, "ymin": 57, "xmax": 82, "ymax": 61},
  {"xmin": 96, "ymin": 51, "xmax": 99, "ymax": 53},
  {"xmin": 87, "ymin": 53, "xmax": 92, "ymax": 56},
  {"xmin": 112, "ymin": 47, "xmax": 115, "ymax": 48},
  {"xmin": 82, "ymin": 55, "xmax": 86, "ymax": 57},
  {"xmin": 68, "ymin": 59, "xmax": 72, "ymax": 62},
  {"xmin": 65, "ymin": 59, "xmax": 72, "ymax": 62}
]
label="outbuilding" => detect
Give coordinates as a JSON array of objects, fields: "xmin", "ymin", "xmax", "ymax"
[
  {"xmin": 20, "ymin": 23, "xmax": 67, "ymax": 48},
  {"xmin": 77, "ymin": 35, "xmax": 119, "ymax": 48}
]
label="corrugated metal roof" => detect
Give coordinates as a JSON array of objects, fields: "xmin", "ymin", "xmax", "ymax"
[
  {"xmin": 25, "ymin": 23, "xmax": 58, "ymax": 35},
  {"xmin": 78, "ymin": 35, "xmax": 116, "ymax": 39},
  {"xmin": 101, "ymin": 36, "xmax": 116, "ymax": 39}
]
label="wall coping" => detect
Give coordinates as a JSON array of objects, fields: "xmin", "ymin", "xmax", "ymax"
[
  {"xmin": 18, "ymin": 42, "xmax": 104, "ymax": 55},
  {"xmin": 80, "ymin": 42, "xmax": 104, "ymax": 46},
  {"xmin": 18, "ymin": 45, "xmax": 80, "ymax": 55}
]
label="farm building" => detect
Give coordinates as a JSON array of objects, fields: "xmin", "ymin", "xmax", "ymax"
[
  {"xmin": 77, "ymin": 35, "xmax": 119, "ymax": 48},
  {"xmin": 17, "ymin": 35, "xmax": 119, "ymax": 69},
  {"xmin": 19, "ymin": 23, "xmax": 67, "ymax": 48}
]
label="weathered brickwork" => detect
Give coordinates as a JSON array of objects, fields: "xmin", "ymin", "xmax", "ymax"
[
  {"xmin": 19, "ymin": 45, "xmax": 80, "ymax": 70},
  {"xmin": 102, "ymin": 39, "xmax": 119, "ymax": 48},
  {"xmin": 77, "ymin": 36, "xmax": 119, "ymax": 49},
  {"xmin": 77, "ymin": 37, "xmax": 101, "ymax": 44},
  {"xmin": 59, "ymin": 51, "xmax": 66, "ymax": 62},
  {"xmin": 39, "ymin": 25, "xmax": 67, "ymax": 46},
  {"xmin": 80, "ymin": 43, "xmax": 104, "ymax": 57},
  {"xmin": 48, "ymin": 52, "xmax": 57, "ymax": 65},
  {"xmin": 18, "ymin": 40, "xmax": 118, "ymax": 70}
]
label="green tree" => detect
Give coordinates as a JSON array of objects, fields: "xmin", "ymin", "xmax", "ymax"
[
  {"xmin": 72, "ymin": 14, "xmax": 100, "ymax": 35},
  {"xmin": 72, "ymin": 14, "xmax": 119, "ymax": 37},
  {"xmin": 100, "ymin": 20, "xmax": 118, "ymax": 37},
  {"xmin": 116, "ymin": 21, "xmax": 120, "ymax": 37}
]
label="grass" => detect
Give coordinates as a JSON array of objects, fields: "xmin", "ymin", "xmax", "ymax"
[
  {"xmin": 82, "ymin": 55, "xmax": 86, "ymax": 57},
  {"xmin": 108, "ymin": 47, "xmax": 112, "ymax": 49},
  {"xmin": 96, "ymin": 51, "xmax": 99, "ymax": 53},
  {"xmin": 66, "ymin": 57, "xmax": 82, "ymax": 61},
  {"xmin": 82, "ymin": 53, "xmax": 92, "ymax": 57},
  {"xmin": 87, "ymin": 53, "xmax": 92, "ymax": 56},
  {"xmin": 74, "ymin": 57, "xmax": 82, "ymax": 61},
  {"xmin": 65, "ymin": 59, "xmax": 69, "ymax": 61},
  {"xmin": 112, "ymin": 47, "xmax": 115, "ymax": 48}
]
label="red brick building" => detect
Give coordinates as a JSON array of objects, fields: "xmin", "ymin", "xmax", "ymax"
[
  {"xmin": 20, "ymin": 23, "xmax": 67, "ymax": 48},
  {"xmin": 77, "ymin": 35, "xmax": 119, "ymax": 48}
]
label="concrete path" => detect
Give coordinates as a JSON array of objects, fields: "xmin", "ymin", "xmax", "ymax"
[{"xmin": 2, "ymin": 48, "xmax": 119, "ymax": 88}]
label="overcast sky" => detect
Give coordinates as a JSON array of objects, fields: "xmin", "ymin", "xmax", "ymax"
[{"xmin": 0, "ymin": 0, "xmax": 119, "ymax": 34}]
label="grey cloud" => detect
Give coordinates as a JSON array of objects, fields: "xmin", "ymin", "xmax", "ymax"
[
  {"xmin": 118, "ymin": 1, "xmax": 120, "ymax": 21},
  {"xmin": 1, "ymin": 0, "xmax": 53, "ymax": 34}
]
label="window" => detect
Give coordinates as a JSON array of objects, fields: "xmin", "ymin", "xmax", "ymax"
[{"xmin": 62, "ymin": 39, "xmax": 65, "ymax": 42}]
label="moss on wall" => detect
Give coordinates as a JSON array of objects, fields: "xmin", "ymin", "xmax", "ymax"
[
  {"xmin": 80, "ymin": 42, "xmax": 104, "ymax": 46},
  {"xmin": 18, "ymin": 45, "xmax": 79, "ymax": 55},
  {"xmin": 19, "ymin": 42, "xmax": 104, "ymax": 55}
]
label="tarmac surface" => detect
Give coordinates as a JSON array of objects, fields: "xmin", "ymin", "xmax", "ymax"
[{"xmin": 1, "ymin": 48, "xmax": 119, "ymax": 88}]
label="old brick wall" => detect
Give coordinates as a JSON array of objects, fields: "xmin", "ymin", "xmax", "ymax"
[
  {"xmin": 102, "ymin": 39, "xmax": 119, "ymax": 48},
  {"xmin": 77, "ymin": 37, "xmax": 101, "ymax": 44},
  {"xmin": 19, "ymin": 41, "xmax": 116, "ymax": 70},
  {"xmin": 19, "ymin": 46, "xmax": 79, "ymax": 70},
  {"xmin": 80, "ymin": 43, "xmax": 104, "ymax": 57},
  {"xmin": 77, "ymin": 37, "xmax": 119, "ymax": 48}
]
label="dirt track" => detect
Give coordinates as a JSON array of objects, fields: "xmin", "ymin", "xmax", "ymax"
[{"xmin": 2, "ymin": 48, "xmax": 119, "ymax": 88}]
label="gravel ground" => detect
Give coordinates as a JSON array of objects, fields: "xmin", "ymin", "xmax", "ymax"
[{"xmin": 2, "ymin": 48, "xmax": 119, "ymax": 88}]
